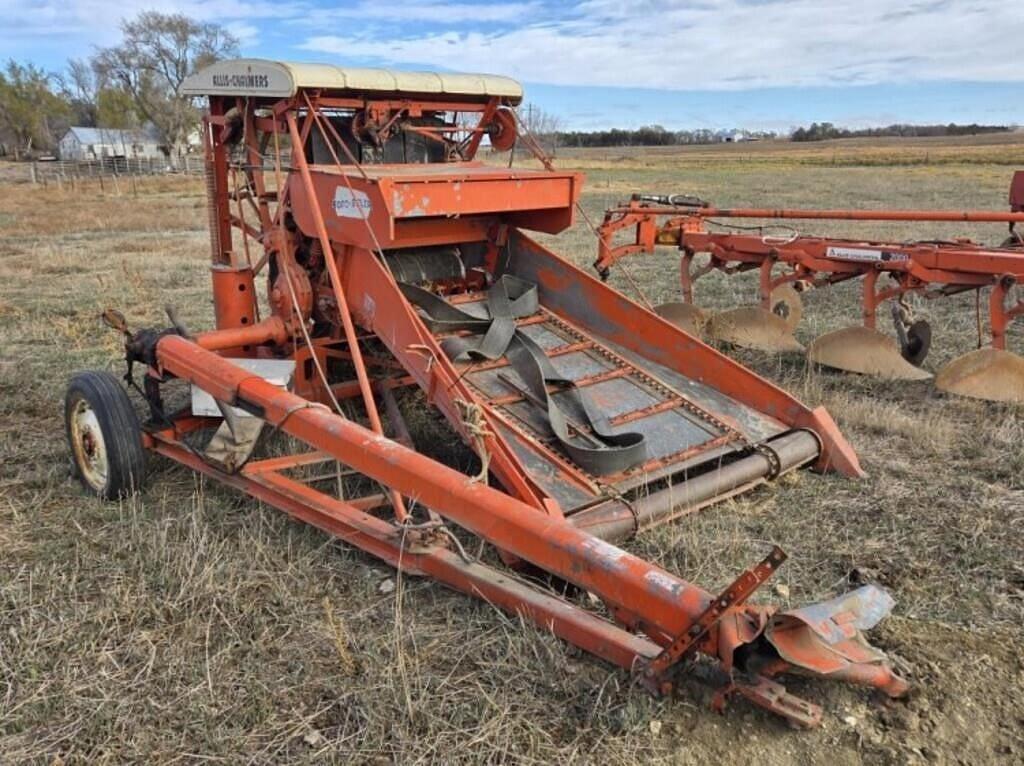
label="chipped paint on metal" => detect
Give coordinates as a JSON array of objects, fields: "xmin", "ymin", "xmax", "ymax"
[
  {"xmin": 645, "ymin": 568, "xmax": 684, "ymax": 598},
  {"xmin": 333, "ymin": 186, "xmax": 372, "ymax": 219},
  {"xmin": 578, "ymin": 536, "xmax": 629, "ymax": 570}
]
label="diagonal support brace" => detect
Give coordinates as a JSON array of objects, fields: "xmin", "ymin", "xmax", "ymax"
[{"xmin": 640, "ymin": 546, "xmax": 787, "ymax": 694}]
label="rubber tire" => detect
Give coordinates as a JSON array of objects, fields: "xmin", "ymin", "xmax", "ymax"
[{"xmin": 65, "ymin": 370, "xmax": 146, "ymax": 500}]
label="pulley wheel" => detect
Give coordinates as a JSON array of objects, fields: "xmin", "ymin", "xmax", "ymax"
[{"xmin": 488, "ymin": 107, "xmax": 518, "ymax": 152}]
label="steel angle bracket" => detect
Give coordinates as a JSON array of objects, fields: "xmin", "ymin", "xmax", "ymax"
[
  {"xmin": 638, "ymin": 546, "xmax": 787, "ymax": 695},
  {"xmin": 712, "ymin": 674, "xmax": 822, "ymax": 729}
]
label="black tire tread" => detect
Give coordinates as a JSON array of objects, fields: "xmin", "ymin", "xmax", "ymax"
[{"xmin": 65, "ymin": 370, "xmax": 146, "ymax": 500}]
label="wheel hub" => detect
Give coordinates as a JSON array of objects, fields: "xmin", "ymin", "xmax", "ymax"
[{"xmin": 70, "ymin": 399, "xmax": 109, "ymax": 491}]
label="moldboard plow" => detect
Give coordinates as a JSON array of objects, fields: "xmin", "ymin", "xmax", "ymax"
[
  {"xmin": 596, "ymin": 174, "xmax": 1024, "ymax": 401},
  {"xmin": 64, "ymin": 59, "xmax": 906, "ymax": 728}
]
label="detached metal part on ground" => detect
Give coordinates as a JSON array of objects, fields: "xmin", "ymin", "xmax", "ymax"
[{"xmin": 64, "ymin": 59, "xmax": 906, "ymax": 729}]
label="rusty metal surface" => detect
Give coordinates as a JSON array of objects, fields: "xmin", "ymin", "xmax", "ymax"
[
  {"xmin": 654, "ymin": 302, "xmax": 707, "ymax": 336},
  {"xmin": 765, "ymin": 585, "xmax": 908, "ymax": 698},
  {"xmin": 601, "ymin": 343, "xmax": 787, "ymax": 444},
  {"xmin": 642, "ymin": 546, "xmax": 786, "ymax": 689},
  {"xmin": 706, "ymin": 307, "xmax": 805, "ymax": 353},
  {"xmin": 572, "ymin": 429, "xmax": 820, "ymax": 541},
  {"xmin": 502, "ymin": 233, "xmax": 868, "ymax": 479}
]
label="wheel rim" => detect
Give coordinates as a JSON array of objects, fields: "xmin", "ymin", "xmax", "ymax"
[{"xmin": 69, "ymin": 397, "xmax": 109, "ymax": 491}]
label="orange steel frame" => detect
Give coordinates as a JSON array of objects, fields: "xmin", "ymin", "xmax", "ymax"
[
  {"xmin": 596, "ymin": 196, "xmax": 1024, "ymax": 348},
  {"xmin": 120, "ymin": 87, "xmax": 907, "ymax": 727}
]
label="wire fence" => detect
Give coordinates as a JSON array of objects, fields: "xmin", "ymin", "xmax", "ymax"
[
  {"xmin": 9, "ymin": 155, "xmax": 206, "ymax": 187},
  {"xmin": 1, "ymin": 150, "xmax": 299, "ymax": 190}
]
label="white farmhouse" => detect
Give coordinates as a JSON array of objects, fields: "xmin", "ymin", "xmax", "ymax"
[{"xmin": 58, "ymin": 126, "xmax": 165, "ymax": 161}]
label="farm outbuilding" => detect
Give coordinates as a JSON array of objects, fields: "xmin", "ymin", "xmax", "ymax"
[{"xmin": 57, "ymin": 126, "xmax": 165, "ymax": 161}]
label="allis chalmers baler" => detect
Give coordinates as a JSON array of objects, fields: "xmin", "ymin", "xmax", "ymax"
[{"xmin": 64, "ymin": 59, "xmax": 906, "ymax": 728}]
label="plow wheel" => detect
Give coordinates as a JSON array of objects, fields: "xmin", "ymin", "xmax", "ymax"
[
  {"xmin": 1000, "ymin": 233, "xmax": 1024, "ymax": 249},
  {"xmin": 807, "ymin": 327, "xmax": 932, "ymax": 380},
  {"xmin": 900, "ymin": 320, "xmax": 932, "ymax": 366},
  {"xmin": 935, "ymin": 348, "xmax": 1024, "ymax": 402},
  {"xmin": 654, "ymin": 302, "xmax": 707, "ymax": 336},
  {"xmin": 891, "ymin": 301, "xmax": 932, "ymax": 367}
]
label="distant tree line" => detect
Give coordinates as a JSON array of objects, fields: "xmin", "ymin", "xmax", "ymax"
[
  {"xmin": 0, "ymin": 11, "xmax": 236, "ymax": 162},
  {"xmin": 790, "ymin": 122, "xmax": 1012, "ymax": 142},
  {"xmin": 552, "ymin": 121, "xmax": 1016, "ymax": 148},
  {"xmin": 555, "ymin": 125, "xmax": 777, "ymax": 148}
]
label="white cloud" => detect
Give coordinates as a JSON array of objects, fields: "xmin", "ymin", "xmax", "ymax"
[
  {"xmin": 299, "ymin": 0, "xmax": 1024, "ymax": 90},
  {"xmin": 224, "ymin": 21, "xmax": 260, "ymax": 47},
  {"xmin": 2, "ymin": 0, "xmax": 1020, "ymax": 94},
  {"xmin": 294, "ymin": 1, "xmax": 542, "ymax": 24},
  {"xmin": 0, "ymin": 0, "xmax": 303, "ymax": 46}
]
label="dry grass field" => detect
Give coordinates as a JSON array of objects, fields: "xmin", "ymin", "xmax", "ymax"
[{"xmin": 2, "ymin": 135, "xmax": 1024, "ymax": 764}]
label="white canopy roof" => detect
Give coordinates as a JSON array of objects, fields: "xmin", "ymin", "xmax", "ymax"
[{"xmin": 180, "ymin": 59, "xmax": 523, "ymax": 104}]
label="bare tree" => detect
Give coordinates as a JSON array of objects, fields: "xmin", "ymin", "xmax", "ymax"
[
  {"xmin": 93, "ymin": 11, "xmax": 237, "ymax": 162},
  {"xmin": 57, "ymin": 58, "xmax": 99, "ymax": 127},
  {"xmin": 65, "ymin": 58, "xmax": 96, "ymax": 103},
  {"xmin": 516, "ymin": 102, "xmax": 564, "ymax": 158}
]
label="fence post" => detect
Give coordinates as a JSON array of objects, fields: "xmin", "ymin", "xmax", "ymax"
[{"xmin": 29, "ymin": 162, "xmax": 37, "ymax": 184}]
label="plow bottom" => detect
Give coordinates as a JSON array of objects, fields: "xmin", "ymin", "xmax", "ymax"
[
  {"xmin": 808, "ymin": 326, "xmax": 932, "ymax": 381},
  {"xmin": 706, "ymin": 307, "xmax": 805, "ymax": 353},
  {"xmin": 654, "ymin": 302, "xmax": 707, "ymax": 336},
  {"xmin": 595, "ymin": 190, "xmax": 1024, "ymax": 402},
  {"xmin": 934, "ymin": 347, "xmax": 1024, "ymax": 402}
]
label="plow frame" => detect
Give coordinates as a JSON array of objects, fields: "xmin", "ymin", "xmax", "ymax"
[{"xmin": 595, "ymin": 197, "xmax": 1024, "ymax": 353}]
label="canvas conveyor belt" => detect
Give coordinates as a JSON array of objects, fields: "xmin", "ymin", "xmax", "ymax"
[{"xmin": 403, "ymin": 278, "xmax": 821, "ymax": 535}]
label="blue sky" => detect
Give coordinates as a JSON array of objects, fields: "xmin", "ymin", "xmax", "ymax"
[{"xmin": 2, "ymin": 0, "xmax": 1022, "ymax": 131}]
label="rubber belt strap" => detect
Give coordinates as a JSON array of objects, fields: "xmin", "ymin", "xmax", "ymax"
[{"xmin": 399, "ymin": 276, "xmax": 647, "ymax": 476}]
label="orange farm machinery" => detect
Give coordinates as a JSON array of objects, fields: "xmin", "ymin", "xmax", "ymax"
[
  {"xmin": 65, "ymin": 59, "xmax": 907, "ymax": 729},
  {"xmin": 595, "ymin": 174, "xmax": 1024, "ymax": 401}
]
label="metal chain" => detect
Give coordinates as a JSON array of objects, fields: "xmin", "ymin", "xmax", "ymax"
[{"xmin": 538, "ymin": 307, "xmax": 752, "ymax": 449}]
